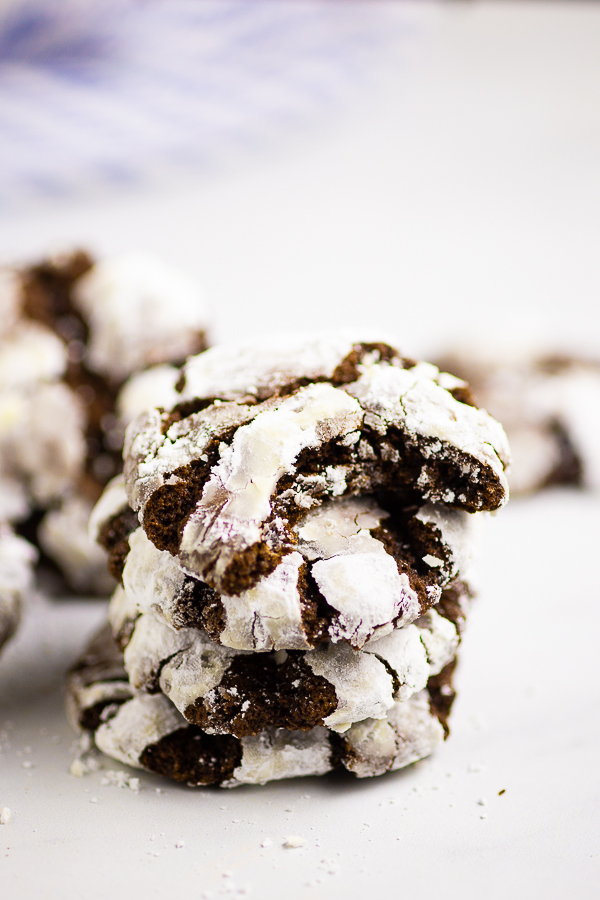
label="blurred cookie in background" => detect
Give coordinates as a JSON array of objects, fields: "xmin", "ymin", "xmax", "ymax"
[
  {"xmin": 0, "ymin": 523, "xmax": 37, "ymax": 656},
  {"xmin": 436, "ymin": 345, "xmax": 600, "ymax": 497},
  {"xmin": 0, "ymin": 249, "xmax": 210, "ymax": 594}
]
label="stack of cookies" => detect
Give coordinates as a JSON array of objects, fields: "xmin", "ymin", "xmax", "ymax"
[{"xmin": 68, "ymin": 335, "xmax": 510, "ymax": 786}]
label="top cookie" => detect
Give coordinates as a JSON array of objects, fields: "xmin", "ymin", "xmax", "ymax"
[{"xmin": 124, "ymin": 335, "xmax": 509, "ymax": 596}]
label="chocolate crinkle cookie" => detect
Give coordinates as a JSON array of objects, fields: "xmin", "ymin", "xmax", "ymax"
[
  {"xmin": 436, "ymin": 345, "xmax": 600, "ymax": 496},
  {"xmin": 67, "ymin": 623, "xmax": 460, "ymax": 786},
  {"xmin": 112, "ymin": 494, "xmax": 480, "ymax": 652},
  {"xmin": 72, "ymin": 333, "xmax": 508, "ymax": 786},
  {"xmin": 123, "ymin": 335, "xmax": 509, "ymax": 596},
  {"xmin": 0, "ymin": 250, "xmax": 209, "ymax": 595}
]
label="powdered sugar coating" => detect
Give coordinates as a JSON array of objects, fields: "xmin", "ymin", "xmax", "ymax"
[
  {"xmin": 295, "ymin": 495, "xmax": 384, "ymax": 560},
  {"xmin": 311, "ymin": 542, "xmax": 419, "ymax": 646},
  {"xmin": 342, "ymin": 689, "xmax": 444, "ymax": 777},
  {"xmin": 0, "ymin": 525, "xmax": 37, "ymax": 652},
  {"xmin": 0, "ymin": 476, "xmax": 28, "ymax": 522},
  {"xmin": 88, "ymin": 474, "xmax": 129, "ymax": 545},
  {"xmin": 0, "ymin": 320, "xmax": 83, "ymax": 516},
  {"xmin": 0, "ymin": 321, "xmax": 66, "ymax": 391},
  {"xmin": 124, "ymin": 400, "xmax": 259, "ymax": 514},
  {"xmin": 0, "ymin": 268, "xmax": 21, "ymax": 340},
  {"xmin": 178, "ymin": 382, "xmax": 363, "ymax": 588},
  {"xmin": 0, "ymin": 248, "xmax": 213, "ymax": 594},
  {"xmin": 415, "ymin": 502, "xmax": 484, "ymax": 582},
  {"xmin": 179, "ymin": 332, "xmax": 360, "ymax": 403},
  {"xmin": 73, "ymin": 253, "xmax": 209, "ymax": 383},
  {"xmin": 114, "ymin": 492, "xmax": 474, "ymax": 652},
  {"xmin": 117, "ymin": 364, "xmax": 181, "ymax": 426},
  {"xmin": 232, "ymin": 726, "xmax": 332, "ymax": 786},
  {"xmin": 86, "ymin": 686, "xmax": 447, "ymax": 785},
  {"xmin": 122, "ymin": 528, "xmax": 189, "ymax": 628},
  {"xmin": 219, "ymin": 551, "xmax": 308, "ymax": 651},
  {"xmin": 108, "ymin": 585, "xmax": 140, "ymax": 652},
  {"xmin": 95, "ymin": 692, "xmax": 185, "ymax": 769},
  {"xmin": 0, "ymin": 381, "xmax": 86, "ymax": 507},
  {"xmin": 414, "ymin": 608, "xmax": 460, "ymax": 675},
  {"xmin": 123, "ymin": 613, "xmax": 238, "ymax": 707},
  {"xmin": 362, "ymin": 625, "xmax": 430, "ymax": 702},
  {"xmin": 115, "ymin": 600, "xmax": 459, "ymax": 736},
  {"xmin": 305, "ymin": 643, "xmax": 394, "ymax": 732},
  {"xmin": 39, "ymin": 496, "xmax": 114, "ymax": 595}
]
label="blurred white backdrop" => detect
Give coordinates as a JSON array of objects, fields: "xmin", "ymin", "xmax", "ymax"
[{"xmin": 0, "ymin": 1, "xmax": 598, "ymax": 362}]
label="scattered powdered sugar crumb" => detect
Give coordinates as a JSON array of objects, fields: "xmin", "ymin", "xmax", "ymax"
[
  {"xmin": 100, "ymin": 770, "xmax": 127, "ymax": 787},
  {"xmin": 70, "ymin": 733, "xmax": 101, "ymax": 776},
  {"xmin": 283, "ymin": 836, "xmax": 306, "ymax": 849},
  {"xmin": 0, "ymin": 807, "xmax": 11, "ymax": 824},
  {"xmin": 70, "ymin": 758, "xmax": 87, "ymax": 778},
  {"xmin": 89, "ymin": 797, "xmax": 100, "ymax": 803},
  {"xmin": 468, "ymin": 762, "xmax": 487, "ymax": 773},
  {"xmin": 99, "ymin": 770, "xmax": 141, "ymax": 792},
  {"xmin": 175, "ymin": 840, "xmax": 185, "ymax": 849},
  {"xmin": 477, "ymin": 797, "xmax": 487, "ymax": 806},
  {"xmin": 260, "ymin": 838, "xmax": 272, "ymax": 848}
]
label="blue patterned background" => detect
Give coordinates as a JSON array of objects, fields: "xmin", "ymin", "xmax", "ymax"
[{"xmin": 0, "ymin": 0, "xmax": 419, "ymax": 208}]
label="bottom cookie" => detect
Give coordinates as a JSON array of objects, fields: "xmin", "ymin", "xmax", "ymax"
[{"xmin": 67, "ymin": 625, "xmax": 457, "ymax": 786}]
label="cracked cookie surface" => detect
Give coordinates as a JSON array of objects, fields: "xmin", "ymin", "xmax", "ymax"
[
  {"xmin": 113, "ymin": 494, "xmax": 480, "ymax": 651},
  {"xmin": 107, "ymin": 575, "xmax": 466, "ymax": 738},
  {"xmin": 124, "ymin": 335, "xmax": 508, "ymax": 597},
  {"xmin": 67, "ymin": 623, "xmax": 456, "ymax": 786}
]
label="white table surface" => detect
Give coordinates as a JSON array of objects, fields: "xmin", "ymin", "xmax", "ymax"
[
  {"xmin": 1, "ymin": 491, "xmax": 599, "ymax": 898},
  {"xmin": 1, "ymin": 2, "xmax": 599, "ymax": 897}
]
